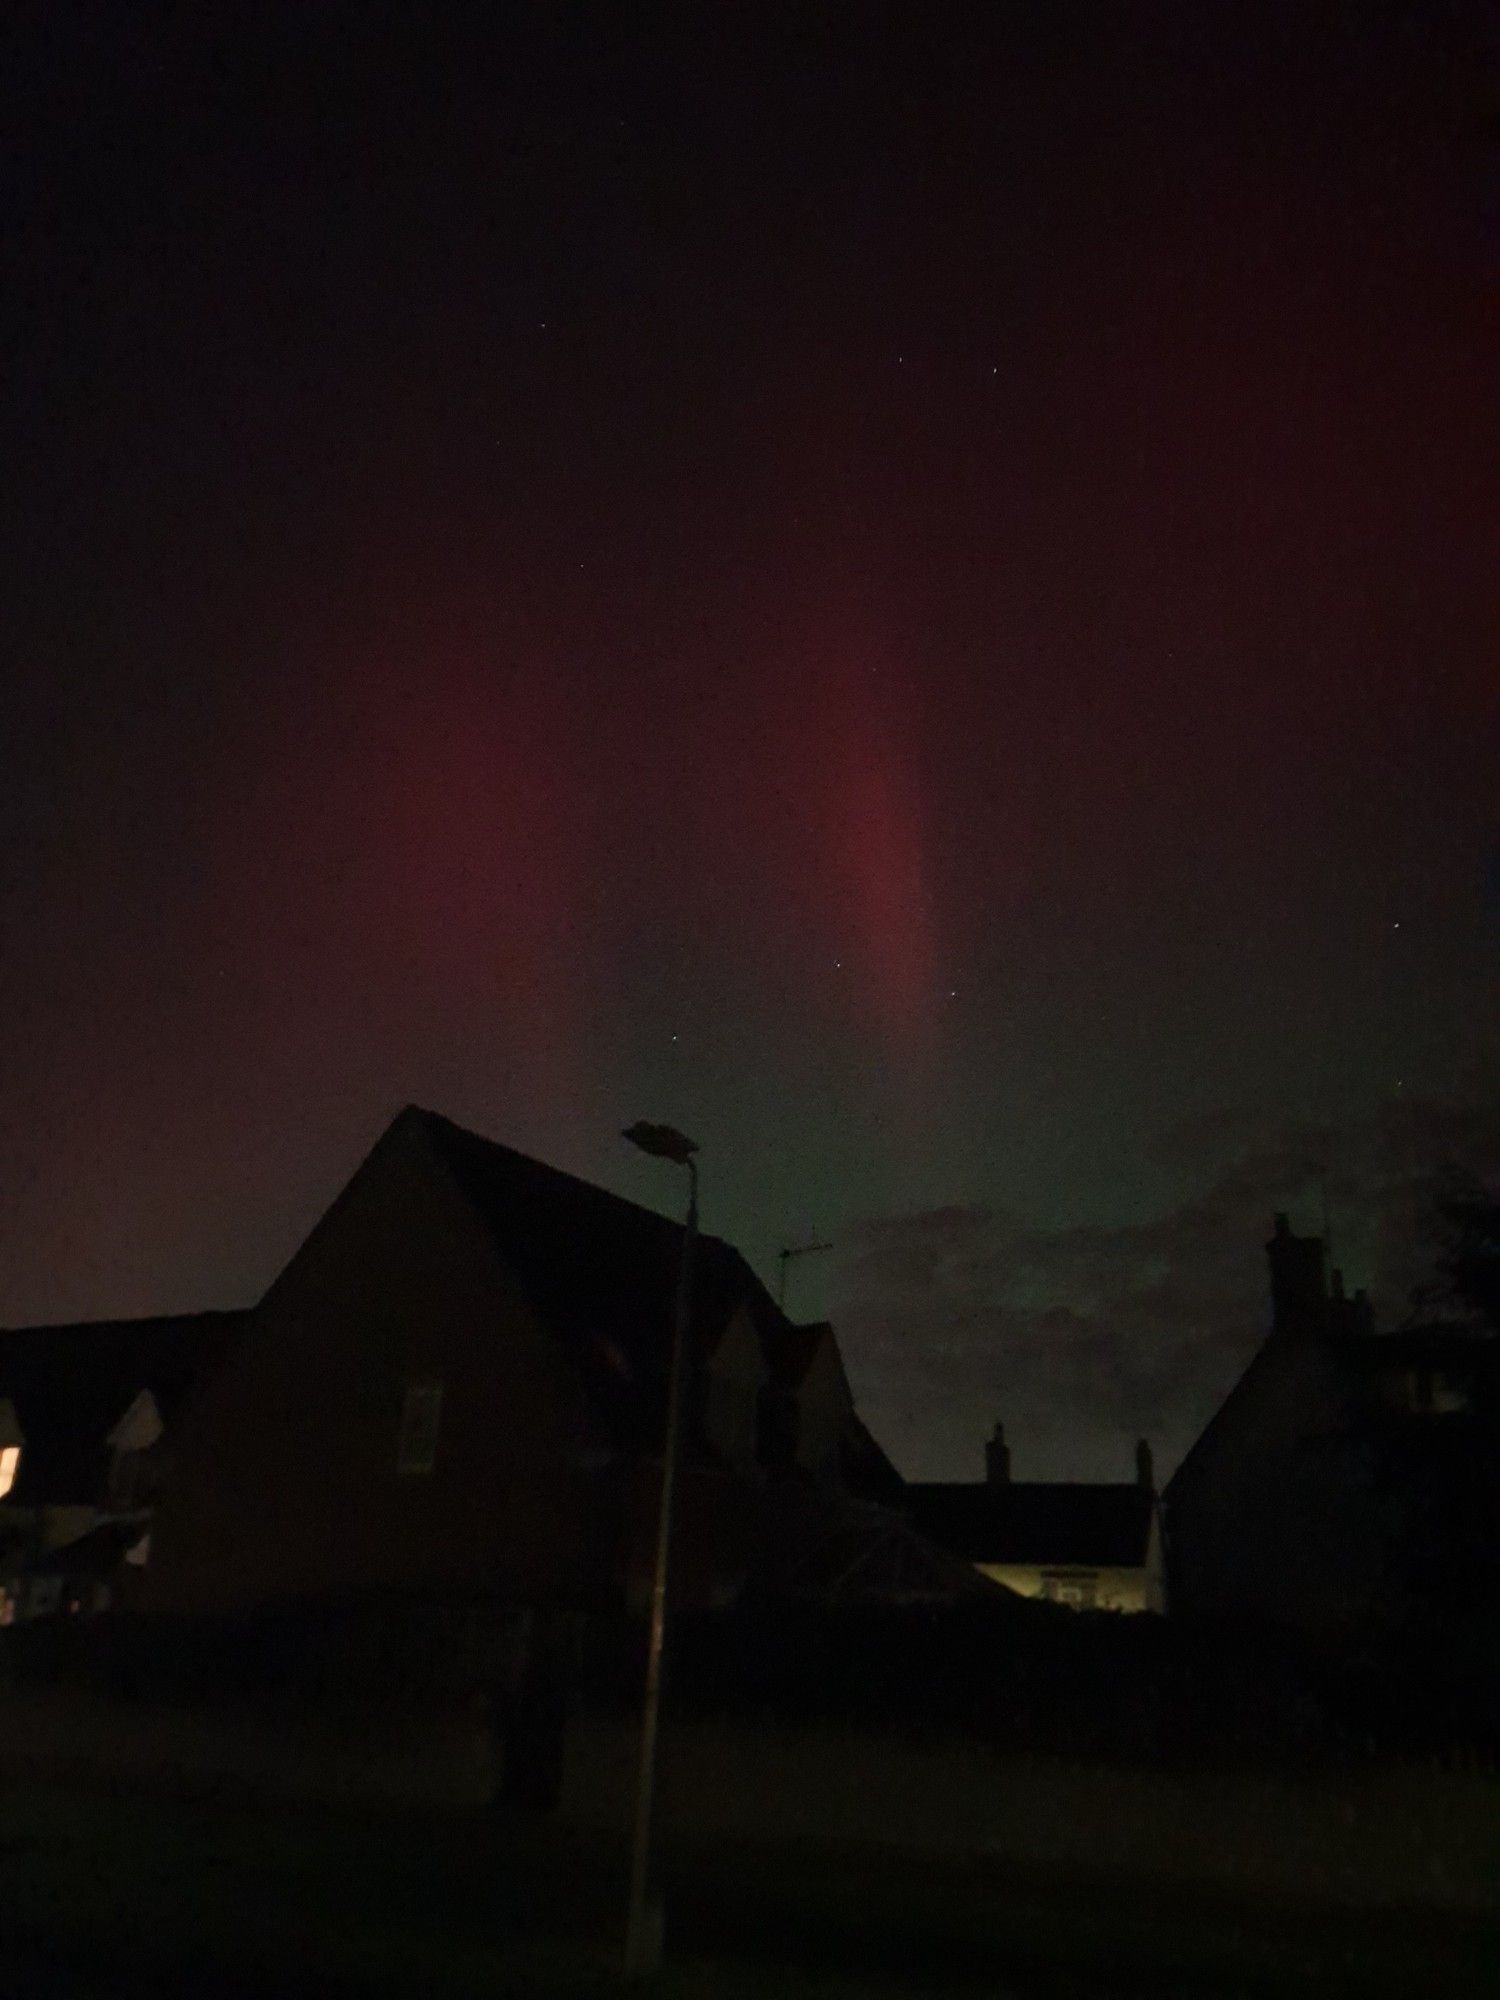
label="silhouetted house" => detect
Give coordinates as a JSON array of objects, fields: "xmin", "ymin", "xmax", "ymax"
[
  {"xmin": 1165, "ymin": 1213, "xmax": 1500, "ymax": 1648},
  {"xmin": 0, "ymin": 1312, "xmax": 241, "ymax": 1622},
  {"xmin": 907, "ymin": 1426, "xmax": 1164, "ymax": 1612},
  {"xmin": 761, "ymin": 1318, "xmax": 905, "ymax": 1499},
  {"xmin": 145, "ymin": 1107, "xmax": 897, "ymax": 1624}
]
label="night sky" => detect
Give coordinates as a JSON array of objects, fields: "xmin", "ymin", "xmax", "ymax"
[{"xmin": 3, "ymin": 5, "xmax": 1495, "ymax": 1481}]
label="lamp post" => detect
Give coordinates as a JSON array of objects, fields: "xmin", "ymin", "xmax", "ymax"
[{"xmin": 620, "ymin": 1120, "xmax": 699, "ymax": 1980}]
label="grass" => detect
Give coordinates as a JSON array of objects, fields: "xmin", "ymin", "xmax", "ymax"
[{"xmin": 2, "ymin": 1759, "xmax": 1497, "ymax": 1999}]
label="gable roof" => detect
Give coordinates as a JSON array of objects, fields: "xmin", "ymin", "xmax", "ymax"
[
  {"xmin": 764, "ymin": 1320, "xmax": 830, "ymax": 1391},
  {"xmin": 907, "ymin": 1481, "xmax": 1156, "ymax": 1569},
  {"xmin": 1162, "ymin": 1333, "xmax": 1285, "ymax": 1505},
  {"xmin": 406, "ymin": 1108, "xmax": 801, "ymax": 1448},
  {"xmin": 1161, "ymin": 1307, "xmax": 1481, "ymax": 1510},
  {"xmin": 0, "ymin": 1312, "xmax": 245, "ymax": 1507},
  {"xmin": 841, "ymin": 1414, "xmax": 907, "ymax": 1504}
]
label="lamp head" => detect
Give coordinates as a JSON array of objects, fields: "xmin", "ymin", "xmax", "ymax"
[{"xmin": 622, "ymin": 1121, "xmax": 699, "ymax": 1166}]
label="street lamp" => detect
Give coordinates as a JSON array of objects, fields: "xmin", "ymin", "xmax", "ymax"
[{"xmin": 620, "ymin": 1119, "xmax": 699, "ymax": 1979}]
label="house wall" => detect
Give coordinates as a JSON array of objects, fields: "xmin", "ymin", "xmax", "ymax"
[
  {"xmin": 1144, "ymin": 1505, "xmax": 1166, "ymax": 1614},
  {"xmin": 617, "ymin": 1458, "xmax": 764, "ymax": 1612},
  {"xmin": 1166, "ymin": 1333, "xmax": 1386, "ymax": 1635},
  {"xmin": 976, "ymin": 1561, "xmax": 1153, "ymax": 1613},
  {"xmin": 145, "ymin": 1119, "xmax": 597, "ymax": 1619},
  {"xmin": 702, "ymin": 1304, "xmax": 764, "ymax": 1472}
]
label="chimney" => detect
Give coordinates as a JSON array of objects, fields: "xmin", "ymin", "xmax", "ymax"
[
  {"xmin": 1266, "ymin": 1211, "xmax": 1327, "ymax": 1336},
  {"xmin": 985, "ymin": 1421, "xmax": 1011, "ymax": 1485},
  {"xmin": 1135, "ymin": 1438, "xmax": 1154, "ymax": 1491},
  {"xmin": 1327, "ymin": 1265, "xmax": 1377, "ymax": 1340}
]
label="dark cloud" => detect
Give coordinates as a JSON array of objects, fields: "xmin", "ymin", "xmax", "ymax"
[{"xmin": 835, "ymin": 1097, "xmax": 1500, "ymax": 1484}]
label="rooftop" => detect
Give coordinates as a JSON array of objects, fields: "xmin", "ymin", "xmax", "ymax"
[
  {"xmin": 907, "ymin": 1481, "xmax": 1156, "ymax": 1569},
  {"xmin": 0, "ymin": 1311, "xmax": 244, "ymax": 1507}
]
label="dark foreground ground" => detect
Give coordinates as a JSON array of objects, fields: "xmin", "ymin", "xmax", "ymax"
[{"xmin": 3, "ymin": 1766, "xmax": 1497, "ymax": 2000}]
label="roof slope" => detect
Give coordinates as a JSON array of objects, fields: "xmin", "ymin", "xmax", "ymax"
[
  {"xmin": 841, "ymin": 1415, "xmax": 907, "ymax": 1504},
  {"xmin": 908, "ymin": 1481, "xmax": 1155, "ymax": 1568},
  {"xmin": 410, "ymin": 1108, "xmax": 795, "ymax": 1446},
  {"xmin": 750, "ymin": 1494, "xmax": 1013, "ymax": 1606},
  {"xmin": 1162, "ymin": 1334, "xmax": 1285, "ymax": 1505},
  {"xmin": 0, "ymin": 1312, "xmax": 245, "ymax": 1506}
]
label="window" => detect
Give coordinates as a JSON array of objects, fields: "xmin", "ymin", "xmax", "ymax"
[
  {"xmin": 0, "ymin": 1445, "xmax": 19, "ymax": 1500},
  {"xmin": 1042, "ymin": 1572, "xmax": 1098, "ymax": 1610},
  {"xmin": 397, "ymin": 1381, "xmax": 444, "ymax": 1476}
]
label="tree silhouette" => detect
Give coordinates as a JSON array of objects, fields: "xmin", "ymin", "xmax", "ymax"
[{"xmin": 1408, "ymin": 1167, "xmax": 1500, "ymax": 1329}]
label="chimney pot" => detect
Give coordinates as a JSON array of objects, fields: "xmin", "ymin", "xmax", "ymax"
[
  {"xmin": 1135, "ymin": 1438, "xmax": 1155, "ymax": 1490},
  {"xmin": 985, "ymin": 1421, "xmax": 1011, "ymax": 1485}
]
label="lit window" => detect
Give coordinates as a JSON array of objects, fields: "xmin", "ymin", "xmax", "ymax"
[
  {"xmin": 0, "ymin": 1445, "xmax": 19, "ymax": 1499},
  {"xmin": 397, "ymin": 1381, "xmax": 444, "ymax": 1476},
  {"xmin": 1042, "ymin": 1572, "xmax": 1098, "ymax": 1610}
]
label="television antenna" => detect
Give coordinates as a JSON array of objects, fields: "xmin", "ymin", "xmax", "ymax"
[
  {"xmin": 777, "ymin": 1237, "xmax": 833, "ymax": 1311},
  {"xmin": 1308, "ymin": 1158, "xmax": 1335, "ymax": 1268}
]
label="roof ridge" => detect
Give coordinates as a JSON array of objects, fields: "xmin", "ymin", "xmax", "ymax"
[
  {"xmin": 406, "ymin": 1104, "xmax": 737, "ymax": 1251},
  {"xmin": 0, "ymin": 1308, "xmax": 246, "ymax": 1338}
]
